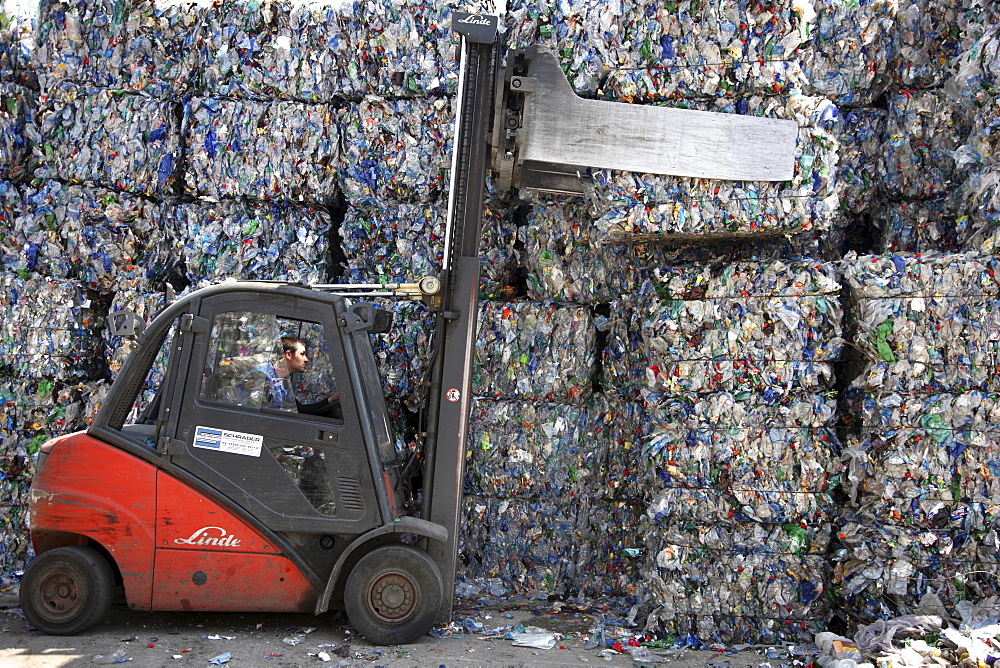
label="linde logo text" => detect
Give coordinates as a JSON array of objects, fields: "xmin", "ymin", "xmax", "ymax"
[
  {"xmin": 457, "ymin": 15, "xmax": 491, "ymax": 25},
  {"xmin": 174, "ymin": 526, "xmax": 242, "ymax": 547}
]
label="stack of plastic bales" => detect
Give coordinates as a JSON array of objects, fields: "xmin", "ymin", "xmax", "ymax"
[
  {"xmin": 489, "ymin": 199, "xmax": 658, "ymax": 605},
  {"xmin": 870, "ymin": 89, "xmax": 974, "ymax": 251},
  {"xmin": 497, "ymin": 2, "xmax": 847, "ymax": 246},
  {"xmin": 0, "ymin": 0, "xmax": 46, "ymax": 574},
  {"xmin": 837, "ymin": 251, "xmax": 1000, "ymax": 623},
  {"xmin": 598, "ymin": 258, "xmax": 844, "ymax": 644},
  {"xmin": 25, "ymin": 0, "xmax": 187, "ymax": 381},
  {"xmin": 828, "ymin": 1, "xmax": 997, "ymax": 253},
  {"xmin": 333, "ymin": 59, "xmax": 520, "ymax": 409},
  {"xmin": 459, "ymin": 290, "xmax": 602, "ymax": 598},
  {"xmin": 460, "ymin": 0, "xmax": 848, "ymax": 639},
  {"xmin": 0, "ymin": 0, "xmax": 36, "ymax": 182},
  {"xmin": 0, "ymin": 177, "xmax": 166, "ymax": 573},
  {"xmin": 0, "ymin": 0, "xmax": 346, "ymax": 578},
  {"xmin": 335, "ymin": 96, "xmax": 455, "ymax": 348},
  {"xmin": 4, "ymin": 0, "xmax": 1000, "ymax": 642},
  {"xmin": 26, "ymin": 0, "xmax": 338, "ymax": 366},
  {"xmin": 461, "ymin": 397, "xmax": 607, "ymax": 598},
  {"xmin": 952, "ymin": 4, "xmax": 1000, "ymax": 253},
  {"xmin": 461, "ymin": 200, "xmax": 706, "ymax": 603},
  {"xmin": 0, "ymin": 272, "xmax": 102, "ymax": 573},
  {"xmin": 197, "ymin": 1, "xmax": 460, "ymax": 102}
]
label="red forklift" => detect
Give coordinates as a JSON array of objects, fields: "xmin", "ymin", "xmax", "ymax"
[{"xmin": 19, "ymin": 13, "xmax": 797, "ymax": 645}]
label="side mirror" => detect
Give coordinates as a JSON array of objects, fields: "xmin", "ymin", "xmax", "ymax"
[
  {"xmin": 371, "ymin": 309, "xmax": 393, "ymax": 334},
  {"xmin": 107, "ymin": 310, "xmax": 146, "ymax": 338},
  {"xmin": 344, "ymin": 303, "xmax": 394, "ymax": 334}
]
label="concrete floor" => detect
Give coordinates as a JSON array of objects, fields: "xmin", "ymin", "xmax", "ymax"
[{"xmin": 0, "ymin": 583, "xmax": 801, "ymax": 667}]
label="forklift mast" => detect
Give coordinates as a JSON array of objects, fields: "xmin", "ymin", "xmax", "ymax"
[
  {"xmin": 420, "ymin": 12, "xmax": 502, "ymax": 625},
  {"xmin": 419, "ymin": 12, "xmax": 797, "ymax": 624}
]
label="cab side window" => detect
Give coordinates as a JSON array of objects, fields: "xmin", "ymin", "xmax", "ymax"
[
  {"xmin": 198, "ymin": 311, "xmax": 340, "ymax": 419},
  {"xmin": 196, "ymin": 310, "xmax": 344, "ymax": 517}
]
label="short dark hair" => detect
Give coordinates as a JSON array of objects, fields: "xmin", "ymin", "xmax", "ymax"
[{"xmin": 281, "ymin": 336, "xmax": 305, "ymax": 354}]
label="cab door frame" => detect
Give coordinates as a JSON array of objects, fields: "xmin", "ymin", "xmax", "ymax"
[{"xmin": 163, "ymin": 289, "xmax": 384, "ymax": 536}]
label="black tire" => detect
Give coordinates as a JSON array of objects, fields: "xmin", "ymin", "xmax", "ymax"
[
  {"xmin": 19, "ymin": 545, "xmax": 115, "ymax": 635},
  {"xmin": 344, "ymin": 545, "xmax": 443, "ymax": 645}
]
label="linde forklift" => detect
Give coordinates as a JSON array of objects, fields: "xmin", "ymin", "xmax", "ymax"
[{"xmin": 20, "ymin": 12, "xmax": 797, "ymax": 644}]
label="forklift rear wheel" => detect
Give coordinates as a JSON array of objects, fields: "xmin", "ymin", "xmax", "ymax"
[
  {"xmin": 344, "ymin": 545, "xmax": 443, "ymax": 645},
  {"xmin": 19, "ymin": 545, "xmax": 115, "ymax": 635}
]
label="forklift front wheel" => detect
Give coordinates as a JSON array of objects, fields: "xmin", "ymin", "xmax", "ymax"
[
  {"xmin": 19, "ymin": 545, "xmax": 115, "ymax": 635},
  {"xmin": 344, "ymin": 545, "xmax": 443, "ymax": 645}
]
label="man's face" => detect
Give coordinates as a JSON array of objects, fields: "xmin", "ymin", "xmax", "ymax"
[{"xmin": 285, "ymin": 343, "xmax": 309, "ymax": 374}]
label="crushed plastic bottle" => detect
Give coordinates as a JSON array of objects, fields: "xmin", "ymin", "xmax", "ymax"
[{"xmin": 91, "ymin": 648, "xmax": 129, "ymax": 664}]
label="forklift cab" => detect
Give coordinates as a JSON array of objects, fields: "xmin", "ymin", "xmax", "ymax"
[
  {"xmin": 23, "ymin": 283, "xmax": 447, "ymax": 645},
  {"xmin": 139, "ymin": 286, "xmax": 385, "ymax": 530}
]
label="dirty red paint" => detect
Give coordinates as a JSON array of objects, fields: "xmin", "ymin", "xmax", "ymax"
[
  {"xmin": 28, "ymin": 432, "xmax": 157, "ymax": 609},
  {"xmin": 156, "ymin": 473, "xmax": 272, "ymax": 554},
  {"xmin": 152, "ymin": 470, "xmax": 319, "ymax": 612},
  {"xmin": 151, "ymin": 550, "xmax": 318, "ymax": 612},
  {"xmin": 29, "ymin": 432, "xmax": 318, "ymax": 614}
]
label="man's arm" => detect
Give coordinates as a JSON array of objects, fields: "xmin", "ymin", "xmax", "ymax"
[{"xmin": 295, "ymin": 392, "xmax": 341, "ymax": 418}]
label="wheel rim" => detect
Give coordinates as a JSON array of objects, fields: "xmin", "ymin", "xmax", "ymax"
[
  {"xmin": 36, "ymin": 571, "xmax": 82, "ymax": 619},
  {"xmin": 367, "ymin": 572, "xmax": 417, "ymax": 623}
]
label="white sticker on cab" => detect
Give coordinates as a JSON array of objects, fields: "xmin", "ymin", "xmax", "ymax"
[{"xmin": 193, "ymin": 426, "xmax": 263, "ymax": 457}]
